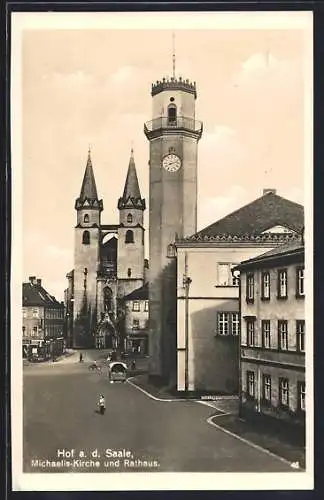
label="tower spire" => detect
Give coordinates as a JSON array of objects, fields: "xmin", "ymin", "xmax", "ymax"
[
  {"xmin": 79, "ymin": 149, "xmax": 98, "ymax": 201},
  {"xmin": 172, "ymin": 32, "xmax": 176, "ymax": 78},
  {"xmin": 118, "ymin": 149, "xmax": 145, "ymax": 211}
]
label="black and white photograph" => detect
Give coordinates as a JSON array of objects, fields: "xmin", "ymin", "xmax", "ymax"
[{"xmin": 10, "ymin": 10, "xmax": 313, "ymax": 491}]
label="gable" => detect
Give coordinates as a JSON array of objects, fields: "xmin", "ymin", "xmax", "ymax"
[{"xmin": 261, "ymin": 225, "xmax": 296, "ymax": 234}]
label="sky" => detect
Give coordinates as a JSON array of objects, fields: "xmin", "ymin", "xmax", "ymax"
[{"xmin": 18, "ymin": 13, "xmax": 311, "ymax": 301}]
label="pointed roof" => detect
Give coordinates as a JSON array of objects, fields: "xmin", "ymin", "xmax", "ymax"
[
  {"xmin": 118, "ymin": 149, "xmax": 146, "ymax": 211},
  {"xmin": 79, "ymin": 149, "xmax": 98, "ymax": 201},
  {"xmin": 123, "ymin": 149, "xmax": 141, "ymax": 199},
  {"xmin": 75, "ymin": 149, "xmax": 103, "ymax": 211},
  {"xmin": 190, "ymin": 192, "xmax": 304, "ymax": 240}
]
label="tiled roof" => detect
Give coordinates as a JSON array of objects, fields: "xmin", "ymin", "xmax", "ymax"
[
  {"xmin": 190, "ymin": 192, "xmax": 304, "ymax": 240},
  {"xmin": 123, "ymin": 283, "xmax": 148, "ymax": 301},
  {"xmin": 236, "ymin": 239, "xmax": 304, "ymax": 270},
  {"xmin": 22, "ymin": 282, "xmax": 63, "ymax": 307}
]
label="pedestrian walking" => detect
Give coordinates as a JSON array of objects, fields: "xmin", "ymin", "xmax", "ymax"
[
  {"xmin": 79, "ymin": 353, "xmax": 83, "ymax": 363},
  {"xmin": 98, "ymin": 394, "xmax": 106, "ymax": 415},
  {"xmin": 131, "ymin": 360, "xmax": 136, "ymax": 371}
]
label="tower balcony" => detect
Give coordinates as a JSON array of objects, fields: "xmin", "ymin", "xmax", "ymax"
[{"xmin": 144, "ymin": 116, "xmax": 203, "ymax": 141}]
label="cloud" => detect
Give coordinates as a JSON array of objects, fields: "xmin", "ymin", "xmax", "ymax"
[
  {"xmin": 109, "ymin": 65, "xmax": 137, "ymax": 84},
  {"xmin": 198, "ymin": 185, "xmax": 252, "ymax": 230},
  {"xmin": 280, "ymin": 186, "xmax": 304, "ymax": 205},
  {"xmin": 42, "ymin": 70, "xmax": 94, "ymax": 88}
]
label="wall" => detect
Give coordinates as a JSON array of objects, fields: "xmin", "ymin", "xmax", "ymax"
[
  {"xmin": 176, "ymin": 244, "xmax": 275, "ymax": 393},
  {"xmin": 124, "ymin": 299, "xmax": 149, "ymax": 335},
  {"xmin": 117, "ymin": 226, "xmax": 144, "ymax": 281},
  {"xmin": 240, "ymin": 257, "xmax": 305, "ymax": 422},
  {"xmin": 23, "ymin": 306, "xmax": 45, "ymax": 340},
  {"xmin": 73, "ymin": 226, "xmax": 100, "ymax": 347}
]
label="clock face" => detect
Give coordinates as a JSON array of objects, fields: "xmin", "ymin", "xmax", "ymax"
[{"xmin": 162, "ymin": 154, "xmax": 182, "ymax": 172}]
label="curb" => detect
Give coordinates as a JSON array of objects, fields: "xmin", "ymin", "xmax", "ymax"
[
  {"xmin": 207, "ymin": 414, "xmax": 304, "ymax": 470},
  {"xmin": 128, "ymin": 377, "xmax": 302, "ymax": 470}
]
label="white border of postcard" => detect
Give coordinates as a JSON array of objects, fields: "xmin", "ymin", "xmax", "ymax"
[{"xmin": 11, "ymin": 10, "xmax": 314, "ymax": 491}]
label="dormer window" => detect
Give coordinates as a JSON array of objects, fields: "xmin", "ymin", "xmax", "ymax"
[
  {"xmin": 127, "ymin": 213, "xmax": 133, "ymax": 223},
  {"xmin": 82, "ymin": 230, "xmax": 90, "ymax": 245},
  {"xmin": 167, "ymin": 104, "xmax": 177, "ymax": 125},
  {"xmin": 84, "ymin": 214, "xmax": 89, "ymax": 223},
  {"xmin": 125, "ymin": 230, "xmax": 134, "ymax": 244}
]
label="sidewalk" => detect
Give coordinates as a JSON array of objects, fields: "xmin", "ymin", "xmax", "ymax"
[
  {"xmin": 23, "ymin": 349, "xmax": 78, "ymax": 367},
  {"xmin": 209, "ymin": 413, "xmax": 306, "ymax": 469},
  {"xmin": 129, "ymin": 374, "xmax": 305, "ymax": 469}
]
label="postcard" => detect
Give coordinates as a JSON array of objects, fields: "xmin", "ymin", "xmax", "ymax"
[{"xmin": 10, "ymin": 10, "xmax": 313, "ymax": 491}]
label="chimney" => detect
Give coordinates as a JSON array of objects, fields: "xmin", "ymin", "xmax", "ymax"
[
  {"xmin": 29, "ymin": 276, "xmax": 37, "ymax": 285},
  {"xmin": 263, "ymin": 188, "xmax": 277, "ymax": 196},
  {"xmin": 36, "ymin": 278, "xmax": 42, "ymax": 286}
]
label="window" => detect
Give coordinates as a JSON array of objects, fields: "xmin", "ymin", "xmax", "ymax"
[
  {"xmin": 32, "ymin": 308, "xmax": 39, "ymax": 318},
  {"xmin": 232, "ymin": 313, "xmax": 240, "ymax": 336},
  {"xmin": 127, "ymin": 268, "xmax": 132, "ymax": 278},
  {"xmin": 22, "ymin": 308, "xmax": 27, "ymax": 318},
  {"xmin": 144, "ymin": 300, "xmax": 149, "ymax": 312},
  {"xmin": 82, "ymin": 230, "xmax": 90, "ymax": 245},
  {"xmin": 132, "ymin": 301, "xmax": 140, "ymax": 312},
  {"xmin": 84, "ymin": 214, "xmax": 89, "ymax": 223},
  {"xmin": 167, "ymin": 104, "xmax": 177, "ymax": 124},
  {"xmin": 277, "ymin": 269, "xmax": 288, "ymax": 299},
  {"xmin": 279, "ymin": 378, "xmax": 289, "ymax": 407},
  {"xmin": 278, "ymin": 320, "xmax": 288, "ymax": 350},
  {"xmin": 217, "ymin": 263, "xmax": 239, "ymax": 286},
  {"xmin": 247, "ymin": 319, "xmax": 255, "ymax": 346},
  {"xmin": 127, "ymin": 213, "xmax": 133, "ymax": 223},
  {"xmin": 296, "ymin": 267, "xmax": 305, "ymax": 297},
  {"xmin": 125, "ymin": 230, "xmax": 134, "ymax": 244},
  {"xmin": 262, "ymin": 320, "xmax": 271, "ymax": 349},
  {"xmin": 261, "ymin": 272, "xmax": 270, "ymax": 300},
  {"xmin": 132, "ymin": 319, "xmax": 140, "ymax": 329},
  {"xmin": 296, "ymin": 320, "xmax": 305, "ymax": 352},
  {"xmin": 246, "ymin": 274, "xmax": 254, "ymax": 303},
  {"xmin": 33, "ymin": 326, "xmax": 38, "ymax": 336},
  {"xmin": 247, "ymin": 371, "xmax": 255, "ymax": 398},
  {"xmin": 262, "ymin": 374, "xmax": 271, "ymax": 402},
  {"xmin": 217, "ymin": 313, "xmax": 229, "ymax": 335},
  {"xmin": 22, "ymin": 326, "xmax": 26, "ymax": 334},
  {"xmin": 297, "ymin": 381, "xmax": 306, "ymax": 411},
  {"xmin": 216, "ymin": 312, "xmax": 239, "ymax": 336}
]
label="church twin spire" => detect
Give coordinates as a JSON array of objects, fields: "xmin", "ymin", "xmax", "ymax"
[
  {"xmin": 118, "ymin": 148, "xmax": 146, "ymax": 211},
  {"xmin": 75, "ymin": 148, "xmax": 145, "ymax": 212},
  {"xmin": 75, "ymin": 148, "xmax": 103, "ymax": 211}
]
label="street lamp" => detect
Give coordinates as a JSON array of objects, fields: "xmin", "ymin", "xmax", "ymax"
[{"xmin": 183, "ymin": 252, "xmax": 192, "ymax": 393}]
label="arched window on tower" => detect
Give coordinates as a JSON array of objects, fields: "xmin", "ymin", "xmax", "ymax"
[
  {"xmin": 84, "ymin": 214, "xmax": 89, "ymax": 223},
  {"xmin": 168, "ymin": 103, "xmax": 177, "ymax": 125},
  {"xmin": 125, "ymin": 230, "xmax": 134, "ymax": 244},
  {"xmin": 127, "ymin": 213, "xmax": 133, "ymax": 223},
  {"xmin": 82, "ymin": 230, "xmax": 90, "ymax": 245},
  {"xmin": 127, "ymin": 268, "xmax": 132, "ymax": 277}
]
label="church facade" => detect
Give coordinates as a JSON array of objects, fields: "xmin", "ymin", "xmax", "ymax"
[{"xmin": 65, "ymin": 149, "xmax": 147, "ymax": 349}]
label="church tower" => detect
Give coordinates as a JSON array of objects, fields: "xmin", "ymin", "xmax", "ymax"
[
  {"xmin": 117, "ymin": 149, "xmax": 146, "ymax": 298},
  {"xmin": 144, "ymin": 76, "xmax": 203, "ymax": 382},
  {"xmin": 73, "ymin": 149, "xmax": 103, "ymax": 347}
]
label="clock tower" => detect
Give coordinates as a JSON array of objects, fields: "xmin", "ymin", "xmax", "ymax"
[{"xmin": 144, "ymin": 77, "xmax": 203, "ymax": 382}]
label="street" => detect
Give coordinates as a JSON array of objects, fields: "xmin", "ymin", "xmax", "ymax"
[{"xmin": 23, "ymin": 350, "xmax": 294, "ymax": 473}]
